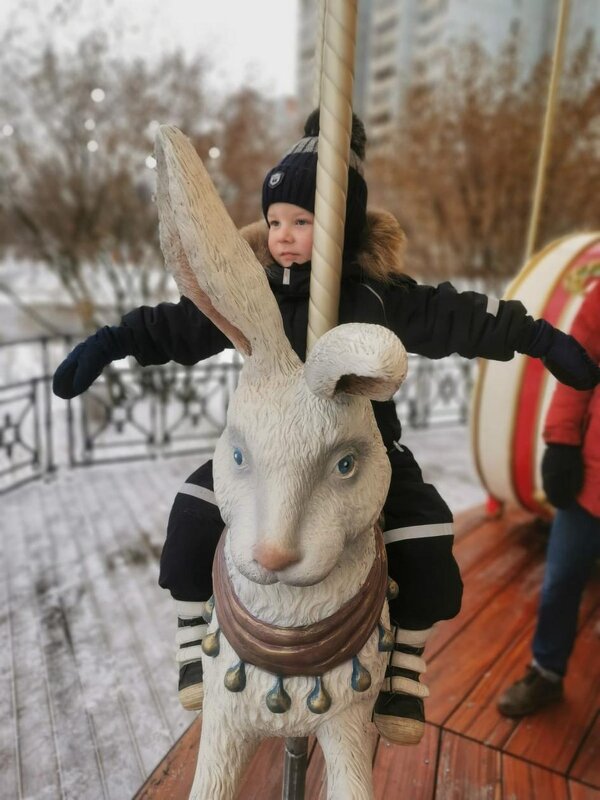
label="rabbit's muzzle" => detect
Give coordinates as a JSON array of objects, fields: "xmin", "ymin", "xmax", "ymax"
[{"xmin": 253, "ymin": 541, "xmax": 301, "ymax": 573}]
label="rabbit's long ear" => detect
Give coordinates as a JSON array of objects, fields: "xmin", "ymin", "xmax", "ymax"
[
  {"xmin": 155, "ymin": 125, "xmax": 299, "ymax": 375},
  {"xmin": 304, "ymin": 324, "xmax": 408, "ymax": 401}
]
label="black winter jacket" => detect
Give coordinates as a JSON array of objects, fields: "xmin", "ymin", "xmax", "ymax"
[{"xmin": 121, "ymin": 212, "xmax": 537, "ymax": 448}]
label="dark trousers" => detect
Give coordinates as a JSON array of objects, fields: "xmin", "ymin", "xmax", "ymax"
[
  {"xmin": 159, "ymin": 445, "xmax": 463, "ymax": 630},
  {"xmin": 532, "ymin": 502, "xmax": 600, "ymax": 676}
]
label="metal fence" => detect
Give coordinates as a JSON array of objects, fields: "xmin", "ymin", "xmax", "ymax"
[{"xmin": 0, "ymin": 335, "xmax": 476, "ymax": 495}]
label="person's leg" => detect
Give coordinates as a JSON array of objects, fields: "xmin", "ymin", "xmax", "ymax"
[
  {"xmin": 159, "ymin": 459, "xmax": 225, "ymax": 710},
  {"xmin": 532, "ymin": 503, "xmax": 600, "ymax": 675},
  {"xmin": 498, "ymin": 502, "xmax": 600, "ymax": 717},
  {"xmin": 374, "ymin": 443, "xmax": 462, "ymax": 745}
]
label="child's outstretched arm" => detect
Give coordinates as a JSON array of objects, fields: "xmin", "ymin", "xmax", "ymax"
[
  {"xmin": 520, "ymin": 317, "xmax": 599, "ymax": 390},
  {"xmin": 387, "ymin": 279, "xmax": 600, "ymax": 391},
  {"xmin": 52, "ymin": 295, "xmax": 231, "ymax": 399}
]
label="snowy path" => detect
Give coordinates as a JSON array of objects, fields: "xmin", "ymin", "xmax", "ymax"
[{"xmin": 0, "ymin": 426, "xmax": 485, "ymax": 800}]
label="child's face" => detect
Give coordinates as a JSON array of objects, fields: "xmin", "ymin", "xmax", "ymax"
[{"xmin": 267, "ymin": 203, "xmax": 314, "ymax": 267}]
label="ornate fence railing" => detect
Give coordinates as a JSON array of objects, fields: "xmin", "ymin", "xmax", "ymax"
[{"xmin": 0, "ymin": 335, "xmax": 476, "ymax": 495}]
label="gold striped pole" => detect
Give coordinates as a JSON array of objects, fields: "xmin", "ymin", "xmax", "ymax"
[
  {"xmin": 283, "ymin": 4, "xmax": 358, "ymax": 795},
  {"xmin": 307, "ymin": 0, "xmax": 358, "ymax": 352},
  {"xmin": 524, "ymin": 0, "xmax": 571, "ymax": 262},
  {"xmin": 312, "ymin": 0, "xmax": 327, "ymax": 108}
]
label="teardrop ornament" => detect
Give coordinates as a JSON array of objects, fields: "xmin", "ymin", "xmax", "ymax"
[
  {"xmin": 203, "ymin": 595, "xmax": 215, "ymax": 623},
  {"xmin": 307, "ymin": 676, "xmax": 332, "ymax": 714},
  {"xmin": 201, "ymin": 628, "xmax": 220, "ymax": 657},
  {"xmin": 266, "ymin": 675, "xmax": 292, "ymax": 714},
  {"xmin": 351, "ymin": 656, "xmax": 372, "ymax": 692},
  {"xmin": 224, "ymin": 661, "xmax": 246, "ymax": 692},
  {"xmin": 378, "ymin": 623, "xmax": 395, "ymax": 652},
  {"xmin": 386, "ymin": 578, "xmax": 399, "ymax": 600}
]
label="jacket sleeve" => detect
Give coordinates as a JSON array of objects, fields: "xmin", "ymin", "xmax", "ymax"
[
  {"xmin": 121, "ymin": 295, "xmax": 232, "ymax": 366},
  {"xmin": 386, "ymin": 279, "xmax": 538, "ymax": 360},
  {"xmin": 543, "ymin": 284, "xmax": 599, "ymax": 445}
]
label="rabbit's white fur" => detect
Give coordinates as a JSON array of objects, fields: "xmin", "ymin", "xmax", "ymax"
[{"xmin": 155, "ymin": 126, "xmax": 408, "ymax": 800}]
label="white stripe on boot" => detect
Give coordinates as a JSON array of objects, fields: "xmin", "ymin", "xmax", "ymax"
[
  {"xmin": 176, "ymin": 599, "xmax": 207, "ymax": 711},
  {"xmin": 374, "ymin": 625, "xmax": 433, "ymax": 746},
  {"xmin": 381, "ymin": 627, "xmax": 432, "ymax": 695}
]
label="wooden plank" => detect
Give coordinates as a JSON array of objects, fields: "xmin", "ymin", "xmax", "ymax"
[
  {"xmin": 303, "ymin": 740, "xmax": 328, "ymax": 799},
  {"xmin": 67, "ymin": 471, "xmax": 186, "ymax": 775},
  {"xmin": 426, "ymin": 558, "xmax": 546, "ymax": 725},
  {"xmin": 48, "ymin": 478, "xmax": 149, "ymax": 797},
  {"xmin": 502, "ymin": 750, "xmax": 569, "ymax": 798},
  {"xmin": 102, "ymin": 464, "xmax": 179, "ymax": 678},
  {"xmin": 452, "ymin": 505, "xmax": 491, "ymax": 542},
  {"xmin": 235, "ymin": 738, "xmax": 286, "ymax": 800},
  {"xmin": 454, "ymin": 505, "xmax": 534, "ymax": 552},
  {"xmin": 372, "ymin": 723, "xmax": 439, "ymax": 799},
  {"xmin": 434, "ymin": 730, "xmax": 501, "ymax": 799},
  {"xmin": 504, "ymin": 611, "xmax": 600, "ymax": 775},
  {"xmin": 303, "ymin": 729, "xmax": 378, "ymax": 799},
  {"xmin": 134, "ymin": 717, "xmax": 200, "ymax": 799},
  {"xmin": 14, "ymin": 484, "xmax": 106, "ymax": 798},
  {"xmin": 428, "ymin": 511, "xmax": 544, "ymax": 658},
  {"xmin": 0, "ymin": 499, "xmax": 21, "ymax": 800},
  {"xmin": 122, "ymin": 462, "xmax": 179, "ymax": 559},
  {"xmin": 443, "ymin": 571, "xmax": 600, "ymax": 750},
  {"xmin": 4, "ymin": 491, "xmax": 66, "ymax": 800},
  {"xmin": 442, "ymin": 615, "xmax": 533, "ymax": 747},
  {"xmin": 569, "ymin": 780, "xmax": 600, "ymax": 800},
  {"xmin": 570, "ymin": 712, "xmax": 600, "ymax": 788},
  {"xmin": 135, "ymin": 728, "xmax": 320, "ymax": 800},
  {"xmin": 102, "ymin": 466, "xmax": 196, "ymax": 743},
  {"xmin": 73, "ymin": 470, "xmax": 187, "ymax": 741}
]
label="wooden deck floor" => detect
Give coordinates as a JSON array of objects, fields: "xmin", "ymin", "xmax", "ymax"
[
  {"xmin": 2, "ymin": 460, "xmax": 599, "ymax": 799},
  {"xmin": 135, "ymin": 506, "xmax": 600, "ymax": 800},
  {"xmin": 1, "ymin": 458, "xmax": 201, "ymax": 800}
]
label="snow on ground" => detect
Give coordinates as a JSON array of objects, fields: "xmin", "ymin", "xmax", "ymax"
[{"xmin": 402, "ymin": 425, "xmax": 487, "ymax": 513}]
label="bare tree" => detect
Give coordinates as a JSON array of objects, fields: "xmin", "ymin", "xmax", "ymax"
[
  {"xmin": 214, "ymin": 90, "xmax": 299, "ymax": 227},
  {"xmin": 0, "ymin": 23, "xmax": 214, "ymax": 330},
  {"xmin": 369, "ymin": 35, "xmax": 600, "ymax": 288},
  {"xmin": 0, "ymin": 10, "xmax": 302, "ymax": 333}
]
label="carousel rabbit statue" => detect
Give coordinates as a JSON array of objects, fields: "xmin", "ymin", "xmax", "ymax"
[{"xmin": 155, "ymin": 125, "xmax": 408, "ymax": 800}]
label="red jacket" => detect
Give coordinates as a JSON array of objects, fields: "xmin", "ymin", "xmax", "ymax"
[{"xmin": 543, "ymin": 281, "xmax": 600, "ymax": 517}]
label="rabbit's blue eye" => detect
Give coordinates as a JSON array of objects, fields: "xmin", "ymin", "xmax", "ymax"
[
  {"xmin": 233, "ymin": 448, "xmax": 244, "ymax": 466},
  {"xmin": 337, "ymin": 454, "xmax": 355, "ymax": 476}
]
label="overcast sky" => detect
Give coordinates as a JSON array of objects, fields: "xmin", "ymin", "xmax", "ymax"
[{"xmin": 1, "ymin": 0, "xmax": 299, "ymax": 96}]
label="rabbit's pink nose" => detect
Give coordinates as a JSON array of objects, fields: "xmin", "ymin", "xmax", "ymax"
[{"xmin": 254, "ymin": 542, "xmax": 300, "ymax": 572}]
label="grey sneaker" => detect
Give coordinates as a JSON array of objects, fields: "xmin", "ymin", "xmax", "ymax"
[{"xmin": 497, "ymin": 665, "xmax": 563, "ymax": 717}]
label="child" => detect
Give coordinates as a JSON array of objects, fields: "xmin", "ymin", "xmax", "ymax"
[{"xmin": 53, "ymin": 110, "xmax": 600, "ymax": 746}]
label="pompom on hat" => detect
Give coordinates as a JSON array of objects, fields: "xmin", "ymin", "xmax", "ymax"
[{"xmin": 262, "ymin": 109, "xmax": 368, "ymax": 252}]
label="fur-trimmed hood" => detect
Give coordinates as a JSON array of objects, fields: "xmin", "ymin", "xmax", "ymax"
[{"xmin": 239, "ymin": 209, "xmax": 406, "ymax": 283}]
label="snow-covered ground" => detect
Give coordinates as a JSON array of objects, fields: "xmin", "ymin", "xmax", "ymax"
[{"xmin": 402, "ymin": 425, "xmax": 487, "ymax": 513}]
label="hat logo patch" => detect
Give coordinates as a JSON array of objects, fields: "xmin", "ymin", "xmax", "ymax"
[{"xmin": 268, "ymin": 171, "xmax": 284, "ymax": 188}]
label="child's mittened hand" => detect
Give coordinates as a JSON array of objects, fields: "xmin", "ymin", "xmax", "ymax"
[
  {"xmin": 52, "ymin": 326, "xmax": 133, "ymax": 398},
  {"xmin": 541, "ymin": 443, "xmax": 584, "ymax": 508},
  {"xmin": 542, "ymin": 329, "xmax": 600, "ymax": 391}
]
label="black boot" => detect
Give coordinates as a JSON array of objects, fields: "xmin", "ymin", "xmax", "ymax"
[
  {"xmin": 176, "ymin": 600, "xmax": 209, "ymax": 711},
  {"xmin": 374, "ymin": 626, "xmax": 430, "ymax": 745}
]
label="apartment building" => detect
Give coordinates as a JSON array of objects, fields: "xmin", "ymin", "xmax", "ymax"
[{"xmin": 296, "ymin": 0, "xmax": 599, "ymax": 150}]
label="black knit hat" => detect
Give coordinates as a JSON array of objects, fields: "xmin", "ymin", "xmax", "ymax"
[{"xmin": 262, "ymin": 109, "xmax": 368, "ymax": 251}]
